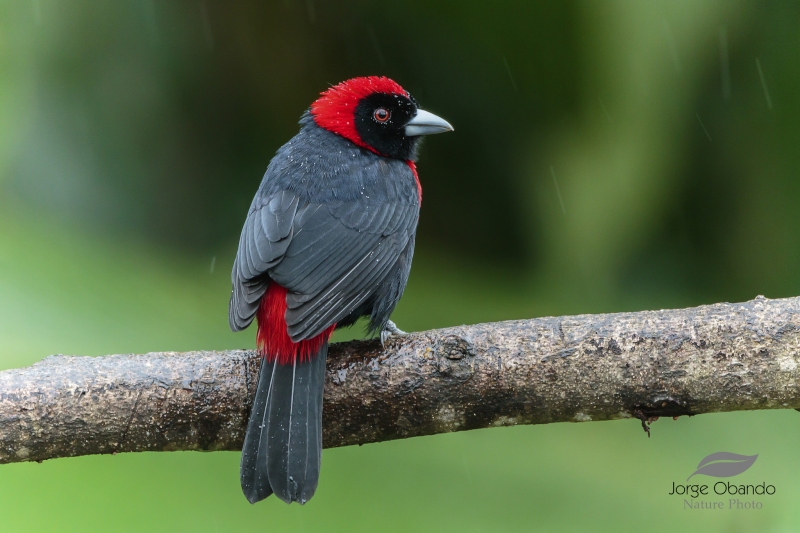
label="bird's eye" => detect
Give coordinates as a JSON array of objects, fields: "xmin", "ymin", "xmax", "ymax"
[{"xmin": 373, "ymin": 108, "xmax": 391, "ymax": 123}]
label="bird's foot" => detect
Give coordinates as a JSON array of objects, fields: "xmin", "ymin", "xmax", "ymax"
[{"xmin": 380, "ymin": 320, "xmax": 406, "ymax": 348}]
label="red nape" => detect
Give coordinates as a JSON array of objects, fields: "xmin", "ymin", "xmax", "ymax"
[
  {"xmin": 406, "ymin": 160, "xmax": 421, "ymax": 204},
  {"xmin": 310, "ymin": 76, "xmax": 408, "ymax": 154},
  {"xmin": 256, "ymin": 283, "xmax": 335, "ymax": 365}
]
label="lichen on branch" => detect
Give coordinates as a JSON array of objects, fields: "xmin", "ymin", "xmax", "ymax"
[{"xmin": 3, "ymin": 296, "xmax": 800, "ymax": 464}]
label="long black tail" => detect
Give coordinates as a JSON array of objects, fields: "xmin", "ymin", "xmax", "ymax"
[{"xmin": 240, "ymin": 342, "xmax": 328, "ymax": 504}]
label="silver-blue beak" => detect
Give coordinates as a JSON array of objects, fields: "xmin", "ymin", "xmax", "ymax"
[{"xmin": 404, "ymin": 109, "xmax": 454, "ymax": 137}]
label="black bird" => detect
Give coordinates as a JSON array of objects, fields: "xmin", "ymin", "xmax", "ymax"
[{"xmin": 229, "ymin": 76, "xmax": 453, "ymax": 504}]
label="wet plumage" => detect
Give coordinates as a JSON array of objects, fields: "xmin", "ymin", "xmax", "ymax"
[{"xmin": 229, "ymin": 76, "xmax": 452, "ymax": 504}]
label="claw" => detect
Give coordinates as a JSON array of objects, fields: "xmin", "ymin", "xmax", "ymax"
[{"xmin": 380, "ymin": 320, "xmax": 406, "ymax": 348}]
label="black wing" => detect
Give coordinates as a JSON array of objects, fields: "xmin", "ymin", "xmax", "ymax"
[
  {"xmin": 229, "ymin": 190, "xmax": 418, "ymax": 340},
  {"xmin": 229, "ymin": 190, "xmax": 299, "ymax": 331}
]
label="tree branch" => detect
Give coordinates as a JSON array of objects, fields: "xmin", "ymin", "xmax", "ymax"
[{"xmin": 3, "ymin": 295, "xmax": 800, "ymax": 464}]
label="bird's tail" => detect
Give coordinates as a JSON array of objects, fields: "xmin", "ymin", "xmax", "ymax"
[{"xmin": 240, "ymin": 341, "xmax": 328, "ymax": 505}]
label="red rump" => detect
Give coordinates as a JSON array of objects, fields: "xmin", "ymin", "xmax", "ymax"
[
  {"xmin": 256, "ymin": 283, "xmax": 335, "ymax": 365},
  {"xmin": 310, "ymin": 76, "xmax": 408, "ymax": 154}
]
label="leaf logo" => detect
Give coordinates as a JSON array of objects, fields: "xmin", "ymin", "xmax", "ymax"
[{"xmin": 687, "ymin": 452, "xmax": 758, "ymax": 481}]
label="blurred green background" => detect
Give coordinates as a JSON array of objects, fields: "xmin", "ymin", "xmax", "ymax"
[{"xmin": 2, "ymin": 0, "xmax": 800, "ymax": 531}]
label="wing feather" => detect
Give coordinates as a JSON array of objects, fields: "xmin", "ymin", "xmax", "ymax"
[{"xmin": 230, "ymin": 172, "xmax": 418, "ymax": 337}]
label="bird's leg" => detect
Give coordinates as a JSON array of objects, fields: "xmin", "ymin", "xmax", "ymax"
[{"xmin": 380, "ymin": 320, "xmax": 406, "ymax": 347}]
